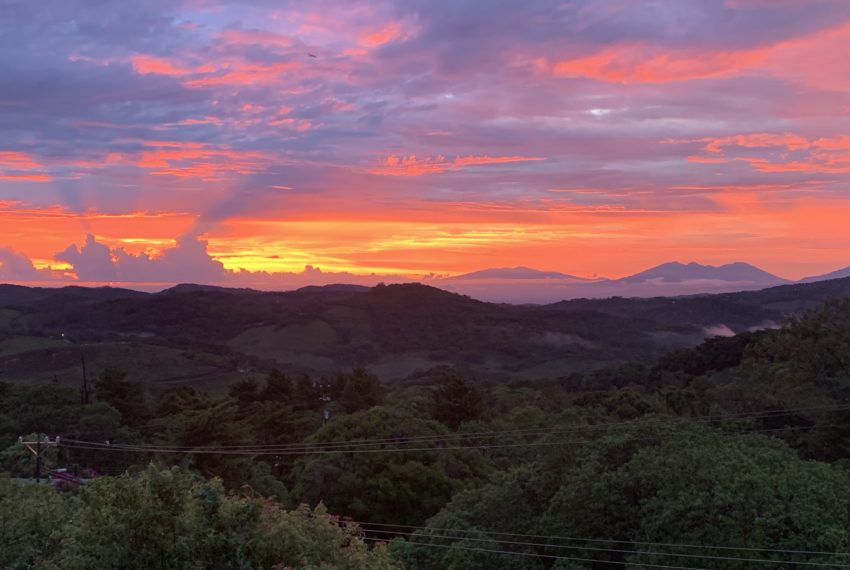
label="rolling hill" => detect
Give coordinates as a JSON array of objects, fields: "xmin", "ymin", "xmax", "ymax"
[
  {"xmin": 2, "ymin": 277, "xmax": 850, "ymax": 389},
  {"xmin": 801, "ymin": 266, "xmax": 850, "ymax": 283}
]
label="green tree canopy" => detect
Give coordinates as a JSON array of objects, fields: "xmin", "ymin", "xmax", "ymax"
[
  {"xmin": 337, "ymin": 367, "xmax": 385, "ymax": 414},
  {"xmin": 94, "ymin": 368, "xmax": 149, "ymax": 427},
  {"xmin": 402, "ymin": 424, "xmax": 850, "ymax": 569},
  {"xmin": 294, "ymin": 406, "xmax": 488, "ymax": 526},
  {"xmin": 431, "ymin": 373, "xmax": 483, "ymax": 430},
  {"xmin": 2, "ymin": 466, "xmax": 396, "ymax": 570}
]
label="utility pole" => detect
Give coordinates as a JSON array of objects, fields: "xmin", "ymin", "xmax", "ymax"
[
  {"xmin": 63, "ymin": 332, "xmax": 90, "ymax": 406},
  {"xmin": 18, "ymin": 435, "xmax": 60, "ymax": 483},
  {"xmin": 80, "ymin": 352, "xmax": 90, "ymax": 405},
  {"xmin": 36, "ymin": 437, "xmax": 42, "ymax": 481}
]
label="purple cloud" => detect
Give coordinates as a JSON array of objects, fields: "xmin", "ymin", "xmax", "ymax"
[{"xmin": 2, "ymin": 0, "xmax": 850, "ymax": 280}]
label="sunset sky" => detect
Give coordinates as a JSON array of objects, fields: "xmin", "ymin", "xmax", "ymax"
[{"xmin": 2, "ymin": 0, "xmax": 850, "ymax": 285}]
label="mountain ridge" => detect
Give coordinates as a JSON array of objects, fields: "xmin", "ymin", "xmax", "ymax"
[
  {"xmin": 800, "ymin": 266, "xmax": 850, "ymax": 283},
  {"xmin": 3, "ymin": 276, "xmax": 850, "ymax": 388},
  {"xmin": 445, "ymin": 266, "xmax": 592, "ymax": 281},
  {"xmin": 3, "ymin": 259, "xmax": 850, "ymax": 305},
  {"xmin": 612, "ymin": 261, "xmax": 788, "ymax": 285}
]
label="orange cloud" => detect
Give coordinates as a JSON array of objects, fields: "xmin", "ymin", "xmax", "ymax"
[
  {"xmin": 137, "ymin": 141, "xmax": 270, "ymax": 179},
  {"xmin": 371, "ymin": 154, "xmax": 545, "ymax": 176},
  {"xmin": 0, "ymin": 151, "xmax": 52, "ymax": 182},
  {"xmin": 702, "ymin": 133, "xmax": 811, "ymax": 153},
  {"xmin": 203, "ymin": 189, "xmax": 850, "ymax": 280},
  {"xmin": 0, "ymin": 173, "xmax": 53, "ymax": 181},
  {"xmin": 0, "ymin": 202, "xmax": 195, "ymax": 269},
  {"xmin": 5, "ymin": 189, "xmax": 850, "ymax": 282}
]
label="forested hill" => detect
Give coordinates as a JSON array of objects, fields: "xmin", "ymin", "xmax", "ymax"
[
  {"xmin": 2, "ymin": 277, "xmax": 850, "ymax": 388},
  {"xmin": 4, "ymin": 291, "xmax": 850, "ymax": 568},
  {"xmin": 0, "ymin": 284, "xmax": 146, "ymax": 307},
  {"xmin": 543, "ymin": 275, "xmax": 850, "ymax": 330}
]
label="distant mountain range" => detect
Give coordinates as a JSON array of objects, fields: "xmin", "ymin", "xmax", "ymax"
[
  {"xmin": 800, "ymin": 266, "xmax": 850, "ymax": 283},
  {"xmin": 1, "ymin": 261, "xmax": 848, "ymax": 305},
  {"xmin": 613, "ymin": 261, "xmax": 788, "ymax": 285},
  {"xmin": 434, "ymin": 261, "xmax": 843, "ymax": 303},
  {"xmin": 447, "ymin": 266, "xmax": 593, "ymax": 281}
]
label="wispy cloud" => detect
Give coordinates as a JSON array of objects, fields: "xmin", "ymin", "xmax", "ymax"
[
  {"xmin": 370, "ymin": 155, "xmax": 545, "ymax": 176},
  {"xmin": 2, "ymin": 0, "xmax": 850, "ymax": 280}
]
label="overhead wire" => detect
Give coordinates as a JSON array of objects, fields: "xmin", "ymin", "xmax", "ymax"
[
  {"xmin": 51, "ymin": 406, "xmax": 850, "ymax": 567},
  {"xmin": 353, "ymin": 525, "xmax": 849, "ymax": 566},
  {"xmin": 59, "ymin": 403, "xmax": 850, "ymax": 453},
  {"xmin": 58, "ymin": 422, "xmax": 849, "ymax": 456},
  {"xmin": 350, "ymin": 521, "xmax": 850, "ymax": 558},
  {"xmin": 361, "ymin": 536, "xmax": 712, "ymax": 570}
]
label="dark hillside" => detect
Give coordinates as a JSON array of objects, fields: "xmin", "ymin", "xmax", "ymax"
[
  {"xmin": 2, "ymin": 278, "xmax": 850, "ymax": 387},
  {"xmin": 543, "ymin": 276, "xmax": 850, "ymax": 331}
]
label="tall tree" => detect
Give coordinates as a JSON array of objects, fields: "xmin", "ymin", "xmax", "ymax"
[
  {"xmin": 431, "ymin": 373, "xmax": 483, "ymax": 430},
  {"xmin": 93, "ymin": 368, "xmax": 148, "ymax": 427},
  {"xmin": 262, "ymin": 369, "xmax": 293, "ymax": 401},
  {"xmin": 337, "ymin": 367, "xmax": 385, "ymax": 413}
]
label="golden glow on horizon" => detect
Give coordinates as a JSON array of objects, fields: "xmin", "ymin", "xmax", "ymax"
[
  {"xmin": 4, "ymin": 189, "xmax": 850, "ymax": 281},
  {"xmin": 4, "ymin": 193, "xmax": 850, "ymax": 281}
]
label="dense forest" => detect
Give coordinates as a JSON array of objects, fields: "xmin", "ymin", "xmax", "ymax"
[{"xmin": 3, "ymin": 287, "xmax": 850, "ymax": 567}]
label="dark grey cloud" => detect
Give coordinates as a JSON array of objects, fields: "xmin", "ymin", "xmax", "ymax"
[
  {"xmin": 0, "ymin": 247, "xmax": 48, "ymax": 280},
  {"xmin": 55, "ymin": 234, "xmax": 226, "ymax": 283}
]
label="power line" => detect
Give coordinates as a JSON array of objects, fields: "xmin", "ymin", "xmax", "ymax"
[
  {"xmin": 356, "ymin": 526, "xmax": 849, "ymax": 566},
  {"xmin": 58, "ymin": 423, "xmax": 847, "ymax": 456},
  {"xmin": 351, "ymin": 521, "xmax": 849, "ymax": 558},
  {"xmin": 60, "ymin": 403, "xmax": 850, "ymax": 453},
  {"xmin": 83, "ymin": 402, "xmax": 850, "ymax": 450},
  {"xmin": 362, "ymin": 536, "xmax": 710, "ymax": 570},
  {"xmin": 60, "ymin": 423, "xmax": 844, "ymax": 455}
]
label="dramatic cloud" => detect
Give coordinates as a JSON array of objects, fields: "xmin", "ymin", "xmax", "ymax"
[
  {"xmin": 37, "ymin": 234, "xmax": 412, "ymax": 289},
  {"xmin": 2, "ymin": 0, "xmax": 850, "ymax": 283},
  {"xmin": 0, "ymin": 248, "xmax": 49, "ymax": 280},
  {"xmin": 55, "ymin": 234, "xmax": 227, "ymax": 283}
]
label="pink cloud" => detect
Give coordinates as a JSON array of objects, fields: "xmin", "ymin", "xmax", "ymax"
[
  {"xmin": 132, "ymin": 55, "xmax": 215, "ymax": 76},
  {"xmin": 184, "ymin": 61, "xmax": 302, "ymax": 88},
  {"xmin": 359, "ymin": 21, "xmax": 413, "ymax": 46},
  {"xmin": 136, "ymin": 141, "xmax": 271, "ymax": 179},
  {"xmin": 371, "ymin": 155, "xmax": 546, "ymax": 176},
  {"xmin": 550, "ymin": 19, "xmax": 850, "ymax": 87},
  {"xmin": 218, "ymin": 29, "xmax": 297, "ymax": 49},
  {"xmin": 552, "ymin": 44, "xmax": 769, "ymax": 83},
  {"xmin": 0, "ymin": 151, "xmax": 52, "ymax": 182},
  {"xmin": 762, "ymin": 20, "xmax": 850, "ymax": 90},
  {"xmin": 685, "ymin": 133, "xmax": 850, "ymax": 174},
  {"xmin": 132, "ymin": 52, "xmax": 302, "ymax": 88}
]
